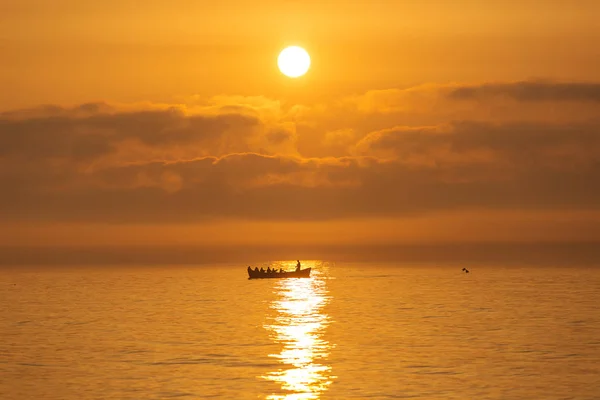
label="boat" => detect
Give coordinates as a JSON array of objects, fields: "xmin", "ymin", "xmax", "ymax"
[{"xmin": 247, "ymin": 267, "xmax": 311, "ymax": 279}]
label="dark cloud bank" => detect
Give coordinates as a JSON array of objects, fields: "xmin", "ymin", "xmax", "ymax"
[
  {"xmin": 447, "ymin": 81, "xmax": 600, "ymax": 103},
  {"xmin": 1, "ymin": 100, "xmax": 599, "ymax": 223}
]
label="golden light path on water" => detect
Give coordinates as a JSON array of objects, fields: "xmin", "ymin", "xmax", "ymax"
[{"xmin": 262, "ymin": 261, "xmax": 334, "ymax": 399}]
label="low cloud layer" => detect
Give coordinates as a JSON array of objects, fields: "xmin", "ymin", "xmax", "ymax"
[
  {"xmin": 446, "ymin": 82, "xmax": 600, "ymax": 103},
  {"xmin": 1, "ymin": 81, "xmax": 599, "ymax": 224}
]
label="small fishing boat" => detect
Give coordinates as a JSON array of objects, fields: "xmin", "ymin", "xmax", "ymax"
[{"xmin": 247, "ymin": 267, "xmax": 311, "ymax": 279}]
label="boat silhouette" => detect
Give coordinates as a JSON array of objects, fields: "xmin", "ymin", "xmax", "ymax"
[{"xmin": 247, "ymin": 266, "xmax": 311, "ymax": 279}]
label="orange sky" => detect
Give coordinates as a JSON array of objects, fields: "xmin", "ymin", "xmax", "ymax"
[
  {"xmin": 3, "ymin": 1, "xmax": 599, "ymax": 108},
  {"xmin": 1, "ymin": 0, "xmax": 600, "ymax": 256}
]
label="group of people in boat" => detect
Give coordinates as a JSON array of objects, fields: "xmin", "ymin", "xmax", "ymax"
[{"xmin": 248, "ymin": 260, "xmax": 302, "ymax": 274}]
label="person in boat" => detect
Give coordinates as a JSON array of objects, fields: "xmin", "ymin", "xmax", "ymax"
[
  {"xmin": 279, "ymin": 268, "xmax": 284, "ymax": 273},
  {"xmin": 296, "ymin": 260, "xmax": 301, "ymax": 271},
  {"xmin": 260, "ymin": 267, "xmax": 265, "ymax": 273},
  {"xmin": 254, "ymin": 267, "xmax": 259, "ymax": 272},
  {"xmin": 267, "ymin": 267, "xmax": 272, "ymax": 273}
]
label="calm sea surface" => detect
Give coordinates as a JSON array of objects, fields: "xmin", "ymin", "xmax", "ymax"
[{"xmin": 2, "ymin": 261, "xmax": 600, "ymax": 399}]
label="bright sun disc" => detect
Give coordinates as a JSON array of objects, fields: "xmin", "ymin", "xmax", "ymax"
[{"xmin": 278, "ymin": 46, "xmax": 311, "ymax": 78}]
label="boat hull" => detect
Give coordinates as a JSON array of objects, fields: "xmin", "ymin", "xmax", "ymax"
[{"xmin": 248, "ymin": 268, "xmax": 311, "ymax": 279}]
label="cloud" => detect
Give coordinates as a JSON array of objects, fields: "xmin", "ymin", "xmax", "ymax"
[
  {"xmin": 446, "ymin": 81, "xmax": 600, "ymax": 103},
  {"xmin": 1, "ymin": 82, "xmax": 600, "ymax": 224},
  {"xmin": 0, "ymin": 103, "xmax": 298, "ymax": 164},
  {"xmin": 355, "ymin": 121, "xmax": 600, "ymax": 168},
  {"xmin": 323, "ymin": 128, "xmax": 356, "ymax": 147},
  {"xmin": 1, "ymin": 149, "xmax": 599, "ymax": 223},
  {"xmin": 346, "ymin": 81, "xmax": 600, "ymax": 128}
]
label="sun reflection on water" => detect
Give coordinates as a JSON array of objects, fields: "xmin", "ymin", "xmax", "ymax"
[{"xmin": 262, "ymin": 261, "xmax": 334, "ymax": 399}]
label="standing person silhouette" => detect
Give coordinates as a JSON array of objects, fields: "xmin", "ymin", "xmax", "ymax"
[{"xmin": 296, "ymin": 260, "xmax": 301, "ymax": 271}]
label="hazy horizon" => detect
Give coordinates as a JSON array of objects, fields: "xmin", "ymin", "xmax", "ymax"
[{"xmin": 2, "ymin": 242, "xmax": 599, "ymax": 266}]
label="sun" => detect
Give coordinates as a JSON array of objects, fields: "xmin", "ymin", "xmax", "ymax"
[{"xmin": 278, "ymin": 46, "xmax": 311, "ymax": 78}]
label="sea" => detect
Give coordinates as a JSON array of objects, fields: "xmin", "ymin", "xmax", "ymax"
[{"xmin": 2, "ymin": 261, "xmax": 600, "ymax": 399}]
